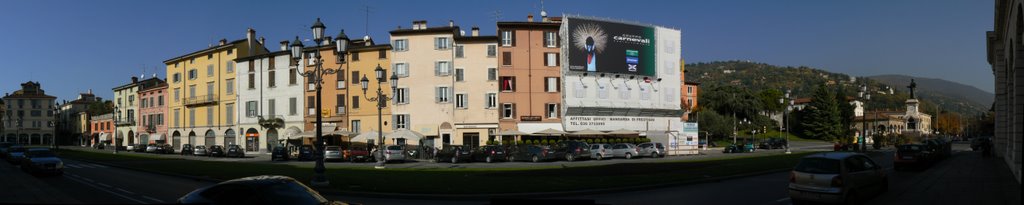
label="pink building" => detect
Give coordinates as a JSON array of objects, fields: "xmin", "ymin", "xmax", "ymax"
[{"xmin": 136, "ymin": 77, "xmax": 168, "ymax": 144}]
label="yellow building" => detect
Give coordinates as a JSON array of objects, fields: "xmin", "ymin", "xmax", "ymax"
[
  {"xmin": 308, "ymin": 36, "xmax": 395, "ymax": 145},
  {"xmin": 164, "ymin": 28, "xmax": 267, "ymax": 150}
]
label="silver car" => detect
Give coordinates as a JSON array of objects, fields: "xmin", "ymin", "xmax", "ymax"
[
  {"xmin": 21, "ymin": 148, "xmax": 64, "ymax": 175},
  {"xmin": 638, "ymin": 142, "xmax": 666, "ymax": 158},
  {"xmin": 193, "ymin": 145, "xmax": 209, "ymax": 156},
  {"xmin": 373, "ymin": 145, "xmax": 407, "ymax": 162},
  {"xmin": 589, "ymin": 144, "xmax": 613, "ymax": 160},
  {"xmin": 789, "ymin": 152, "xmax": 888, "ymax": 204},
  {"xmin": 324, "ymin": 146, "xmax": 342, "ymax": 161},
  {"xmin": 610, "ymin": 143, "xmax": 639, "ymax": 159},
  {"xmin": 145, "ymin": 144, "xmax": 159, "ymax": 153},
  {"xmin": 5, "ymin": 146, "xmax": 28, "ymax": 164}
]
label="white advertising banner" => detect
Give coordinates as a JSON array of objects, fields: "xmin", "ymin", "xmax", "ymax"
[
  {"xmin": 682, "ymin": 122, "xmax": 699, "ymax": 146},
  {"xmin": 564, "ymin": 116, "xmax": 681, "ymax": 132}
]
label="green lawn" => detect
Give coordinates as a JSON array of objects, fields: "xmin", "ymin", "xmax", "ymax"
[{"xmin": 59, "ymin": 150, "xmax": 817, "ymax": 194}]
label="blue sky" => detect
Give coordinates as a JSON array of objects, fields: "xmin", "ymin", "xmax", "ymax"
[{"xmin": 0, "ymin": 0, "xmax": 994, "ymax": 102}]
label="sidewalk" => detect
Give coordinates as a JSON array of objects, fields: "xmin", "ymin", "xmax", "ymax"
[{"xmin": 868, "ymin": 148, "xmax": 1021, "ymax": 205}]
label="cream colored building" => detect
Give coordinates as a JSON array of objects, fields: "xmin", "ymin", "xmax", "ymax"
[
  {"xmin": 389, "ymin": 20, "xmax": 460, "ymax": 147},
  {"xmin": 451, "ymin": 27, "xmax": 499, "ymax": 147}
]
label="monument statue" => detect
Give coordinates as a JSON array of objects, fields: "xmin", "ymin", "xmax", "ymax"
[{"xmin": 907, "ymin": 79, "xmax": 917, "ymax": 99}]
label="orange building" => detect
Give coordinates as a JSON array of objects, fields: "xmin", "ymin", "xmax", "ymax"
[{"xmin": 496, "ymin": 14, "xmax": 564, "ymax": 137}]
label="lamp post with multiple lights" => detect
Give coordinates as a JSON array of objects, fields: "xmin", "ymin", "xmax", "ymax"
[{"xmin": 360, "ymin": 65, "xmax": 398, "ymax": 169}]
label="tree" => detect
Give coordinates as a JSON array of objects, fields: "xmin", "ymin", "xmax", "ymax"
[
  {"xmin": 836, "ymin": 87, "xmax": 855, "ymax": 141},
  {"xmin": 698, "ymin": 110, "xmax": 734, "ymax": 140},
  {"xmin": 801, "ymin": 85, "xmax": 843, "ymax": 141},
  {"xmin": 87, "ymin": 100, "xmax": 113, "ymax": 116},
  {"xmin": 934, "ymin": 111, "xmax": 962, "ymax": 136},
  {"xmin": 758, "ymin": 89, "xmax": 785, "ymax": 113}
]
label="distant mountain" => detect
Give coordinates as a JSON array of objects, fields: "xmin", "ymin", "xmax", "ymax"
[
  {"xmin": 684, "ymin": 61, "xmax": 989, "ymax": 115},
  {"xmin": 868, "ymin": 75, "xmax": 993, "ymax": 109}
]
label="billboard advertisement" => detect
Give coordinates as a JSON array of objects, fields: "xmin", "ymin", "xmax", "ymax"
[{"xmin": 566, "ymin": 18, "xmax": 656, "ymax": 76}]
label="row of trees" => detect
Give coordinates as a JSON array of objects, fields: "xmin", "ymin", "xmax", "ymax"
[{"xmin": 697, "ymin": 84, "xmax": 857, "ymax": 143}]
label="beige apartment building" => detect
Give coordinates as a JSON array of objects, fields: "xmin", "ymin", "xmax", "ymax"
[
  {"xmin": 496, "ymin": 15, "xmax": 564, "ymax": 138},
  {"xmin": 451, "ymin": 27, "xmax": 500, "ymax": 147},
  {"xmin": 390, "ymin": 20, "xmax": 460, "ymax": 147}
]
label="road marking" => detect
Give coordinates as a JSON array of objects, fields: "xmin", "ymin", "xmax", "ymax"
[
  {"xmin": 116, "ymin": 188, "xmax": 135, "ymax": 194},
  {"xmin": 97, "ymin": 183, "xmax": 112, "ymax": 188},
  {"xmin": 92, "ymin": 164, "xmax": 108, "ymax": 168},
  {"xmin": 141, "ymin": 196, "xmax": 164, "ymax": 203},
  {"xmin": 775, "ymin": 197, "xmax": 790, "ymax": 202},
  {"xmin": 64, "ymin": 175, "xmax": 150, "ymax": 204},
  {"xmin": 83, "ymin": 178, "xmax": 95, "ymax": 182},
  {"xmin": 66, "ymin": 164, "xmax": 81, "ymax": 168}
]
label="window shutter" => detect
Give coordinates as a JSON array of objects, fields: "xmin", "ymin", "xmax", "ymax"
[
  {"xmin": 544, "ymin": 53, "xmax": 549, "ymax": 67},
  {"xmin": 435, "ymin": 62, "xmax": 440, "ymax": 76},
  {"xmin": 435, "ymin": 87, "xmax": 441, "ymax": 102},
  {"xmin": 556, "ymin": 53, "xmax": 560, "ymax": 66},
  {"xmin": 511, "ymin": 31, "xmax": 516, "ymax": 47},
  {"xmin": 556, "ymin": 33, "xmax": 561, "ymax": 48},
  {"xmin": 557, "ymin": 77, "xmax": 561, "ymax": 92},
  {"xmin": 392, "ymin": 115, "xmax": 397, "ymax": 130}
]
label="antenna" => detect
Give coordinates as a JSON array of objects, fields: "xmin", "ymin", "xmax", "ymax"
[
  {"xmin": 362, "ymin": 5, "xmax": 373, "ymax": 36},
  {"xmin": 491, "ymin": 10, "xmax": 503, "ymax": 22}
]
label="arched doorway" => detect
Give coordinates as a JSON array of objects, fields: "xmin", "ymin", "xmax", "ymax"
[
  {"xmin": 245, "ymin": 128, "xmax": 259, "ymax": 152},
  {"xmin": 140, "ymin": 134, "xmax": 150, "ymax": 145},
  {"xmin": 172, "ymin": 131, "xmax": 182, "ymax": 149},
  {"xmin": 204, "ymin": 130, "xmax": 216, "ymax": 146},
  {"xmin": 42, "ymin": 134, "xmax": 51, "ymax": 145},
  {"xmin": 188, "ymin": 131, "xmax": 197, "ymax": 146},
  {"xmin": 224, "ymin": 129, "xmax": 236, "ymax": 146},
  {"xmin": 266, "ymin": 129, "xmax": 279, "ymax": 152},
  {"xmin": 127, "ymin": 130, "xmax": 135, "ymax": 145}
]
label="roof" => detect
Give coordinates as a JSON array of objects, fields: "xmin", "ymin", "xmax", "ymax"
[
  {"xmin": 496, "ymin": 21, "xmax": 561, "ymax": 29},
  {"xmin": 454, "ymin": 35, "xmax": 498, "ymax": 42},
  {"xmin": 389, "ymin": 26, "xmax": 460, "ymax": 36},
  {"xmin": 684, "ymin": 81, "xmax": 701, "ymax": 85},
  {"xmin": 137, "ymin": 77, "xmax": 168, "ymax": 92},
  {"xmin": 163, "ymin": 39, "xmax": 246, "ymax": 64},
  {"xmin": 3, "ymin": 93, "xmax": 56, "ymax": 99}
]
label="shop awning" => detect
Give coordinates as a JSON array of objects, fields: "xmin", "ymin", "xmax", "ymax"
[
  {"xmin": 99, "ymin": 133, "xmax": 109, "ymax": 141},
  {"xmin": 571, "ymin": 129, "xmax": 608, "ymax": 136},
  {"xmin": 533, "ymin": 128, "xmax": 568, "ymax": 136},
  {"xmin": 606, "ymin": 128, "xmax": 639, "ymax": 135},
  {"xmin": 351, "ymin": 131, "xmax": 389, "ymax": 143},
  {"xmin": 517, "ymin": 122, "xmax": 564, "ymax": 134},
  {"xmin": 391, "ymin": 129, "xmax": 425, "ymax": 141},
  {"xmin": 151, "ymin": 134, "xmax": 164, "ymax": 141},
  {"xmin": 494, "ymin": 130, "xmax": 530, "ymax": 136}
]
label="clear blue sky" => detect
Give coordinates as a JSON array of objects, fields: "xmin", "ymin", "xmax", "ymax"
[{"xmin": 0, "ymin": 0, "xmax": 995, "ymax": 102}]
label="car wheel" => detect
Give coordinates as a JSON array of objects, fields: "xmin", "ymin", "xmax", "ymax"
[
  {"xmin": 625, "ymin": 153, "xmax": 633, "ymax": 159},
  {"xmin": 486, "ymin": 156, "xmax": 493, "ymax": 163},
  {"xmin": 566, "ymin": 153, "xmax": 575, "ymax": 162},
  {"xmin": 596, "ymin": 154, "xmax": 603, "ymax": 160},
  {"xmin": 532, "ymin": 155, "xmax": 540, "ymax": 163},
  {"xmin": 451, "ymin": 157, "xmax": 458, "ymax": 164},
  {"xmin": 509, "ymin": 156, "xmax": 516, "ymax": 162},
  {"xmin": 652, "ymin": 152, "xmax": 659, "ymax": 158}
]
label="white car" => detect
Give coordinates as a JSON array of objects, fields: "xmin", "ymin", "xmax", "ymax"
[
  {"xmin": 372, "ymin": 145, "xmax": 407, "ymax": 162},
  {"xmin": 788, "ymin": 152, "xmax": 888, "ymax": 204},
  {"xmin": 589, "ymin": 144, "xmax": 613, "ymax": 160},
  {"xmin": 21, "ymin": 148, "xmax": 64, "ymax": 175},
  {"xmin": 610, "ymin": 143, "xmax": 639, "ymax": 159}
]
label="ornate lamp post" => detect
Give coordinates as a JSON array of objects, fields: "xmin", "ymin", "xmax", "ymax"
[
  {"xmin": 53, "ymin": 102, "xmax": 59, "ymax": 151},
  {"xmin": 361, "ymin": 64, "xmax": 398, "ymax": 169},
  {"xmin": 293, "ymin": 18, "xmax": 348, "ymax": 187},
  {"xmin": 780, "ymin": 89, "xmax": 794, "ymax": 154},
  {"xmin": 113, "ymin": 105, "xmax": 119, "ymax": 154},
  {"xmin": 858, "ymin": 83, "xmax": 871, "ymax": 152},
  {"xmin": 740, "ymin": 118, "xmax": 750, "ymax": 146}
]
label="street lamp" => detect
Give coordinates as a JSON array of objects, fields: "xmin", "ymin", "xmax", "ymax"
[
  {"xmin": 113, "ymin": 105, "xmax": 119, "ymax": 154},
  {"xmin": 293, "ymin": 17, "xmax": 347, "ymax": 187},
  {"xmin": 361, "ymin": 64, "xmax": 397, "ymax": 169},
  {"xmin": 856, "ymin": 82, "xmax": 872, "ymax": 151},
  {"xmin": 740, "ymin": 118, "xmax": 750, "ymax": 146},
  {"xmin": 53, "ymin": 102, "xmax": 59, "ymax": 151},
  {"xmin": 781, "ymin": 89, "xmax": 794, "ymax": 154}
]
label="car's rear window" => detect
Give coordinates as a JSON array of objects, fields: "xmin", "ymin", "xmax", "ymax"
[
  {"xmin": 325, "ymin": 147, "xmax": 340, "ymax": 151},
  {"xmin": 795, "ymin": 157, "xmax": 841, "ymax": 174}
]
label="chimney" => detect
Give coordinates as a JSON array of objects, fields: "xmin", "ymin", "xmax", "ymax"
[
  {"xmin": 364, "ymin": 36, "xmax": 372, "ymax": 46},
  {"xmin": 88, "ymin": 89, "xmax": 92, "ymax": 94},
  {"xmin": 528, "ymin": 14, "xmax": 534, "ymax": 22},
  {"xmin": 259, "ymin": 36, "xmax": 266, "ymax": 46},
  {"xmin": 471, "ymin": 27, "xmax": 479, "ymax": 36},
  {"xmin": 412, "ymin": 21, "xmax": 419, "ymax": 30},
  {"xmin": 219, "ymin": 38, "xmax": 227, "ymax": 46},
  {"xmin": 131, "ymin": 77, "xmax": 138, "ymax": 83},
  {"xmin": 449, "ymin": 20, "xmax": 454, "ymax": 27},
  {"xmin": 541, "ymin": 10, "xmax": 549, "ymax": 22},
  {"xmin": 323, "ymin": 36, "xmax": 331, "ymax": 46},
  {"xmin": 247, "ymin": 28, "xmax": 255, "ymax": 43}
]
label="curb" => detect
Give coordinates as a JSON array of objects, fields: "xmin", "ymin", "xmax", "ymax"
[{"xmin": 317, "ymin": 167, "xmax": 794, "ymax": 200}]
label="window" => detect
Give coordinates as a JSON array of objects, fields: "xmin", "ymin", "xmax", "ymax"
[
  {"xmin": 378, "ymin": 50, "xmax": 386, "ymax": 59},
  {"xmin": 352, "ymin": 52, "xmax": 360, "ymax": 61},
  {"xmin": 485, "ymin": 93, "xmax": 497, "ymax": 109},
  {"xmin": 544, "ymin": 52, "xmax": 559, "ymax": 67},
  {"xmin": 225, "ymin": 103, "xmax": 233, "ymax": 125},
  {"xmin": 546, "ymin": 103, "xmax": 559, "ymax": 119},
  {"xmin": 351, "ymin": 71, "xmax": 359, "ymax": 85},
  {"xmin": 206, "ymin": 82, "xmax": 215, "ymax": 96},
  {"xmin": 248, "ymin": 73, "xmax": 255, "ymax": 89},
  {"xmin": 687, "ymin": 86, "xmax": 693, "ymax": 94},
  {"xmin": 455, "ymin": 93, "xmax": 467, "ymax": 109},
  {"xmin": 394, "ymin": 114, "xmax": 408, "ymax": 129},
  {"xmin": 226, "ymin": 61, "xmax": 234, "ymax": 73},
  {"xmin": 227, "ymin": 49, "xmax": 233, "ymax": 55},
  {"xmin": 544, "ymin": 31, "xmax": 557, "ymax": 47},
  {"xmin": 500, "ymin": 77, "xmax": 515, "ymax": 92},
  {"xmin": 394, "ymin": 63, "xmax": 408, "ymax": 77},
  {"xmin": 267, "ymin": 99, "xmax": 276, "ymax": 117},
  {"xmin": 502, "ymin": 52, "xmax": 512, "ymax": 66},
  {"xmin": 129, "ymin": 96, "xmax": 135, "ymax": 106},
  {"xmin": 455, "ymin": 45, "xmax": 464, "ymax": 58},
  {"xmin": 188, "ymin": 69, "xmax": 198, "ymax": 79},
  {"xmin": 190, "ymin": 59, "xmax": 194, "ymax": 64},
  {"xmin": 207, "ymin": 65, "xmax": 214, "ymax": 76},
  {"xmin": 174, "ymin": 88, "xmax": 180, "ymax": 102},
  {"xmin": 352, "ymin": 96, "xmax": 360, "ymax": 109},
  {"xmin": 289, "ymin": 68, "xmax": 297, "ymax": 85},
  {"xmin": 189, "ymin": 109, "xmax": 195, "ymax": 127},
  {"xmin": 395, "ymin": 88, "xmax": 408, "ymax": 104},
  {"xmin": 393, "ymin": 39, "xmax": 407, "ymax": 52},
  {"xmin": 307, "ymin": 96, "xmax": 315, "ymax": 115},
  {"xmin": 268, "ymin": 69, "xmax": 276, "ymax": 87},
  {"xmin": 488, "ymin": 68, "xmax": 497, "ymax": 81},
  {"xmin": 501, "ymin": 31, "xmax": 513, "ymax": 46},
  {"xmin": 158, "ymin": 96, "xmax": 164, "ymax": 106},
  {"xmin": 487, "ymin": 45, "xmax": 497, "ymax": 57},
  {"xmin": 435, "ymin": 37, "xmax": 450, "ymax": 50},
  {"xmin": 141, "ymin": 98, "xmax": 147, "ymax": 108},
  {"xmin": 307, "ymin": 74, "xmax": 315, "ymax": 91},
  {"xmin": 436, "ymin": 87, "xmax": 451, "ymax": 103},
  {"xmin": 226, "ymin": 79, "xmax": 234, "ymax": 94},
  {"xmin": 289, "ymin": 97, "xmax": 297, "ymax": 116},
  {"xmin": 173, "ymin": 73, "xmax": 181, "ymax": 83},
  {"xmin": 351, "ymin": 120, "xmax": 361, "ymax": 134},
  {"xmin": 435, "ymin": 61, "xmax": 450, "ymax": 76},
  {"xmin": 502, "ymin": 103, "xmax": 514, "ymax": 119},
  {"xmin": 307, "ymin": 53, "xmax": 315, "ymax": 65},
  {"xmin": 545, "ymin": 77, "xmax": 560, "ymax": 92},
  {"xmin": 206, "ymin": 107, "xmax": 213, "ymax": 125},
  {"xmin": 336, "ymin": 71, "xmax": 345, "ymax": 89},
  {"xmin": 455, "ymin": 68, "xmax": 464, "ymax": 82},
  {"xmin": 207, "ymin": 54, "xmax": 213, "ymax": 59},
  {"xmin": 335, "ymin": 94, "xmax": 345, "ymax": 114}
]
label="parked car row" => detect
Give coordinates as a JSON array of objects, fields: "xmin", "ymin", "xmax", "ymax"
[
  {"xmin": 789, "ymin": 152, "xmax": 887, "ymax": 204},
  {"xmin": 893, "ymin": 138, "xmax": 952, "ymax": 171},
  {"xmin": 177, "ymin": 144, "xmax": 246, "ymax": 158},
  {"xmin": 2, "ymin": 143, "xmax": 65, "ymax": 176},
  {"xmin": 263, "ymin": 141, "xmax": 669, "ymax": 164}
]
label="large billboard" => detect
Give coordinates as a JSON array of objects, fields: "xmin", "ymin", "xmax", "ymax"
[{"xmin": 566, "ymin": 18, "xmax": 657, "ymax": 76}]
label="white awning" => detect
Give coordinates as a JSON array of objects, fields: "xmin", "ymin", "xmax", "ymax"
[
  {"xmin": 351, "ymin": 131, "xmax": 389, "ymax": 143},
  {"xmin": 99, "ymin": 133, "xmax": 109, "ymax": 141},
  {"xmin": 517, "ymin": 123, "xmax": 564, "ymax": 134},
  {"xmin": 391, "ymin": 129, "xmax": 425, "ymax": 141},
  {"xmin": 151, "ymin": 134, "xmax": 164, "ymax": 141}
]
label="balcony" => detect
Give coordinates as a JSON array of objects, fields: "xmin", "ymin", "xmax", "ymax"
[
  {"xmin": 184, "ymin": 95, "xmax": 218, "ymax": 107},
  {"xmin": 258, "ymin": 115, "xmax": 285, "ymax": 129}
]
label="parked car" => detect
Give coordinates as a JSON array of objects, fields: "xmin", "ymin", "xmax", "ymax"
[
  {"xmin": 508, "ymin": 144, "xmax": 557, "ymax": 163},
  {"xmin": 472, "ymin": 145, "xmax": 509, "ymax": 163},
  {"xmin": 181, "ymin": 144, "xmax": 194, "ymax": 156},
  {"xmin": 343, "ymin": 146, "xmax": 371, "ymax": 162},
  {"xmin": 724, "ymin": 142, "xmax": 755, "ymax": 153},
  {"xmin": 373, "ymin": 145, "xmax": 407, "ymax": 163},
  {"xmin": 923, "ymin": 139, "xmax": 951, "ymax": 159},
  {"xmin": 208, "ymin": 145, "xmax": 225, "ymax": 157},
  {"xmin": 434, "ymin": 145, "xmax": 473, "ymax": 163},
  {"xmin": 589, "ymin": 144, "xmax": 613, "ymax": 160},
  {"xmin": 20, "ymin": 148, "xmax": 64, "ymax": 176},
  {"xmin": 638, "ymin": 142, "xmax": 666, "ymax": 158},
  {"xmin": 789, "ymin": 152, "xmax": 888, "ymax": 205},
  {"xmin": 698, "ymin": 140, "xmax": 717, "ymax": 148},
  {"xmin": 225, "ymin": 145, "xmax": 244, "ymax": 158},
  {"xmin": 193, "ymin": 145, "xmax": 209, "ymax": 156},
  {"xmin": 759, "ymin": 138, "xmax": 788, "ymax": 150},
  {"xmin": 971, "ymin": 136, "xmax": 993, "ymax": 151},
  {"xmin": 553, "ymin": 140, "xmax": 591, "ymax": 162},
  {"xmin": 156, "ymin": 144, "xmax": 174, "ymax": 154},
  {"xmin": 610, "ymin": 143, "xmax": 640, "ymax": 159},
  {"xmin": 271, "ymin": 146, "xmax": 290, "ymax": 161},
  {"xmin": 145, "ymin": 144, "xmax": 160, "ymax": 153},
  {"xmin": 132, "ymin": 144, "xmax": 147, "ymax": 152},
  {"xmin": 894, "ymin": 144, "xmax": 932, "ymax": 170},
  {"xmin": 177, "ymin": 175, "xmax": 340, "ymax": 205},
  {"xmin": 297, "ymin": 145, "xmax": 316, "ymax": 161},
  {"xmin": 0, "ymin": 142, "xmax": 15, "ymax": 159},
  {"xmin": 5, "ymin": 146, "xmax": 27, "ymax": 164},
  {"xmin": 324, "ymin": 146, "xmax": 342, "ymax": 162}
]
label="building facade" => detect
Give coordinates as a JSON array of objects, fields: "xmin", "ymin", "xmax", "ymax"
[
  {"xmin": 89, "ymin": 113, "xmax": 113, "ymax": 146},
  {"xmin": 496, "ymin": 16, "xmax": 565, "ymax": 138},
  {"xmin": 58, "ymin": 91, "xmax": 100, "ymax": 146},
  {"xmin": 164, "ymin": 28, "xmax": 266, "ymax": 151},
  {"xmin": 390, "ymin": 20, "xmax": 460, "ymax": 147},
  {"xmin": 112, "ymin": 77, "xmax": 141, "ymax": 148},
  {"xmin": 451, "ymin": 27, "xmax": 500, "ymax": 147},
  {"xmin": 2, "ymin": 82, "xmax": 57, "ymax": 145},
  {"xmin": 236, "ymin": 46, "xmax": 304, "ymax": 153},
  {"xmin": 682, "ymin": 81, "xmax": 699, "ymax": 122},
  {"xmin": 986, "ymin": 0, "xmax": 1023, "ymax": 183},
  {"xmin": 340, "ymin": 37, "xmax": 394, "ymax": 144},
  {"xmin": 137, "ymin": 77, "xmax": 167, "ymax": 145}
]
